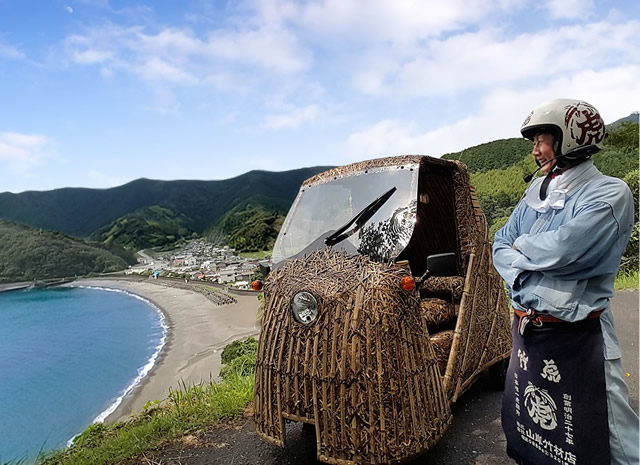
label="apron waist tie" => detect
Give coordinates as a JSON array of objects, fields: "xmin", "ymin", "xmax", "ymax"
[{"xmin": 514, "ymin": 308, "xmax": 603, "ymax": 336}]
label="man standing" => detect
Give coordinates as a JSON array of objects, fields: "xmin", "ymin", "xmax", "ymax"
[{"xmin": 493, "ymin": 98, "xmax": 639, "ymax": 465}]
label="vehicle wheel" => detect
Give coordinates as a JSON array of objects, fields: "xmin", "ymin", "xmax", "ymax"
[{"xmin": 488, "ymin": 357, "xmax": 510, "ymax": 390}]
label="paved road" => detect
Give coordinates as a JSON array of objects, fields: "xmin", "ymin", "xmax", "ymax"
[
  {"xmin": 611, "ymin": 290, "xmax": 639, "ymax": 413},
  {"xmin": 143, "ymin": 291, "xmax": 638, "ymax": 465}
]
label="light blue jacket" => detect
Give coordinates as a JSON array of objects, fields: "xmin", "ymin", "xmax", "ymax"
[{"xmin": 492, "ymin": 161, "xmax": 635, "ymax": 360}]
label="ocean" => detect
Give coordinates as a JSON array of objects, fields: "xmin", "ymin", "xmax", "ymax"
[{"xmin": 0, "ymin": 286, "xmax": 167, "ymax": 464}]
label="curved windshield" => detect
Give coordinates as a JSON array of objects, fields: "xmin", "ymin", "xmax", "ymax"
[{"xmin": 272, "ymin": 164, "xmax": 419, "ymax": 266}]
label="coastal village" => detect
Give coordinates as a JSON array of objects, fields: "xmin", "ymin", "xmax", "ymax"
[{"xmin": 126, "ymin": 239, "xmax": 270, "ymax": 290}]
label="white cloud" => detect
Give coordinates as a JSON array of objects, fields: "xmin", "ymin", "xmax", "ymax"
[
  {"xmin": 202, "ymin": 71, "xmax": 252, "ymax": 92},
  {"xmin": 55, "ymin": 2, "xmax": 640, "ymax": 143},
  {"xmin": 72, "ymin": 48, "xmax": 113, "ymax": 64},
  {"xmin": 344, "ymin": 118, "xmax": 478, "ymax": 161},
  {"xmin": 361, "ymin": 19, "xmax": 640, "ymax": 97},
  {"xmin": 297, "ymin": 0, "xmax": 502, "ymax": 44},
  {"xmin": 61, "ymin": 0, "xmax": 531, "ymax": 96},
  {"xmin": 206, "ymin": 27, "xmax": 310, "ymax": 74},
  {"xmin": 63, "ymin": 21, "xmax": 310, "ymax": 90},
  {"xmin": 0, "ymin": 132, "xmax": 54, "ymax": 174},
  {"xmin": 352, "ymin": 54, "xmax": 399, "ymax": 95},
  {"xmin": 65, "ymin": 5, "xmax": 73, "ymax": 14},
  {"xmin": 136, "ymin": 28, "xmax": 202, "ymax": 57},
  {"xmin": 544, "ymin": 0, "xmax": 594, "ymax": 19},
  {"xmin": 485, "ymin": 65, "xmax": 640, "ymax": 127},
  {"xmin": 0, "ymin": 39, "xmax": 24, "ymax": 59},
  {"xmin": 265, "ymin": 104, "xmax": 321, "ymax": 129},
  {"xmin": 344, "ymin": 64, "xmax": 640, "ymax": 161},
  {"xmin": 135, "ymin": 56, "xmax": 198, "ymax": 84}
]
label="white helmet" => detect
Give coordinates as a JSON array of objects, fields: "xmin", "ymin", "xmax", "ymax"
[{"xmin": 521, "ymin": 98, "xmax": 606, "ymax": 163}]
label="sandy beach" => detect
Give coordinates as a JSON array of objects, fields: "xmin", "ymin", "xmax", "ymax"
[{"xmin": 69, "ymin": 278, "xmax": 261, "ymax": 423}]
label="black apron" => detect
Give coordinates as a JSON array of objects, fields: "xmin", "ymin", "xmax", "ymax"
[{"xmin": 502, "ymin": 315, "xmax": 610, "ymax": 465}]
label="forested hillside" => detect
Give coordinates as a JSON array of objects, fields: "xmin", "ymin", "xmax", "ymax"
[
  {"xmin": 90, "ymin": 205, "xmax": 195, "ymax": 251},
  {"xmin": 0, "ymin": 167, "xmax": 331, "ymax": 237},
  {"xmin": 207, "ymin": 202, "xmax": 285, "ymax": 252},
  {"xmin": 441, "ymin": 138, "xmax": 533, "ymax": 172},
  {"xmin": 0, "ymin": 221, "xmax": 136, "ymax": 283}
]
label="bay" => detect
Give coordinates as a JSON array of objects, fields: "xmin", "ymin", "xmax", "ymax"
[{"xmin": 0, "ymin": 286, "xmax": 166, "ymax": 464}]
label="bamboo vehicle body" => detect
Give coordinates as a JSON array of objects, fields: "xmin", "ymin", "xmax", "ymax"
[{"xmin": 254, "ymin": 155, "xmax": 512, "ymax": 465}]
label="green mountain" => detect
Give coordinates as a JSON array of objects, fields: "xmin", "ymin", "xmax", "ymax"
[
  {"xmin": 0, "ymin": 220, "xmax": 136, "ymax": 283},
  {"xmin": 0, "ymin": 167, "xmax": 332, "ymax": 238},
  {"xmin": 89, "ymin": 205, "xmax": 195, "ymax": 251},
  {"xmin": 608, "ymin": 112, "xmax": 639, "ymax": 129},
  {"xmin": 208, "ymin": 202, "xmax": 285, "ymax": 252},
  {"xmin": 441, "ymin": 138, "xmax": 533, "ymax": 172}
]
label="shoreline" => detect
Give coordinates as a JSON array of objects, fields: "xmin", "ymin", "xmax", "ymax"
[{"xmin": 68, "ymin": 278, "xmax": 261, "ymax": 424}]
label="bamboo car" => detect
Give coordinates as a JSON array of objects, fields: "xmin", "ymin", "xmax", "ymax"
[{"xmin": 254, "ymin": 155, "xmax": 512, "ymax": 464}]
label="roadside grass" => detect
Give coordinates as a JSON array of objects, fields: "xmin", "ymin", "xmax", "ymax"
[
  {"xmin": 615, "ymin": 270, "xmax": 639, "ymax": 290},
  {"xmin": 39, "ymin": 338, "xmax": 257, "ymax": 465},
  {"xmin": 238, "ymin": 250, "xmax": 271, "ymax": 260}
]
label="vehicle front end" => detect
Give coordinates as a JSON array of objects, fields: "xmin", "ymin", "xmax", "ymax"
[{"xmin": 254, "ymin": 157, "xmax": 452, "ymax": 464}]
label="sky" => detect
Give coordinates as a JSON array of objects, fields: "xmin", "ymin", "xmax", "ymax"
[{"xmin": 0, "ymin": 0, "xmax": 639, "ymax": 193}]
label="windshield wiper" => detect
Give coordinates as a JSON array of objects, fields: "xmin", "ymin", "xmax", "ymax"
[{"xmin": 324, "ymin": 186, "xmax": 397, "ymax": 247}]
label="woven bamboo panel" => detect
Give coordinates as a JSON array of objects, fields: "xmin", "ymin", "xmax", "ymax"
[
  {"xmin": 442, "ymin": 166, "xmax": 512, "ymax": 402},
  {"xmin": 420, "ymin": 298, "xmax": 456, "ymax": 326},
  {"xmin": 420, "ymin": 276, "xmax": 464, "ymax": 300},
  {"xmin": 255, "ymin": 249, "xmax": 452, "ymax": 465},
  {"xmin": 304, "ymin": 155, "xmax": 446, "ymax": 187},
  {"xmin": 450, "ymin": 162, "xmax": 478, "ymax": 268},
  {"xmin": 430, "ymin": 330, "xmax": 454, "ymax": 377}
]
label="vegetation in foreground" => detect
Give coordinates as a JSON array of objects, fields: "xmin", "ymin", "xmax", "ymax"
[
  {"xmin": 615, "ymin": 270, "xmax": 639, "ymax": 291},
  {"xmin": 39, "ymin": 338, "xmax": 258, "ymax": 465}
]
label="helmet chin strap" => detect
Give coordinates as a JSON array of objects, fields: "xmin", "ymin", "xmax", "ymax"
[
  {"xmin": 539, "ymin": 171, "xmax": 554, "ymax": 200},
  {"xmin": 528, "ymin": 153, "xmax": 571, "ymax": 201},
  {"xmin": 539, "ymin": 151, "xmax": 571, "ymax": 200},
  {"xmin": 538, "ymin": 154, "xmax": 586, "ymax": 200}
]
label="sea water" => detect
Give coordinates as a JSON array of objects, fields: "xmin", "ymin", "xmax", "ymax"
[{"xmin": 0, "ymin": 286, "xmax": 167, "ymax": 464}]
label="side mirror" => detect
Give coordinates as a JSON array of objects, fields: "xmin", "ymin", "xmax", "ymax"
[
  {"xmin": 259, "ymin": 263, "xmax": 271, "ymax": 278},
  {"xmin": 420, "ymin": 253, "xmax": 457, "ymax": 281}
]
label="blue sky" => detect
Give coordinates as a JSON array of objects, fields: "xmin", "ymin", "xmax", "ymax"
[{"xmin": 1, "ymin": 0, "xmax": 638, "ymax": 193}]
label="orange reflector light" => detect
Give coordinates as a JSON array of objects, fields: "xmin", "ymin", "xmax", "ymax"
[
  {"xmin": 400, "ymin": 275, "xmax": 415, "ymax": 291},
  {"xmin": 252, "ymin": 280, "xmax": 263, "ymax": 291}
]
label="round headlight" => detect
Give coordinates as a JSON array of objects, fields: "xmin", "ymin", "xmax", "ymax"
[{"xmin": 291, "ymin": 291, "xmax": 319, "ymax": 324}]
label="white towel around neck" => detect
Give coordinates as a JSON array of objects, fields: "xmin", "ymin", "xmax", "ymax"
[{"xmin": 524, "ymin": 160, "xmax": 598, "ymax": 213}]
